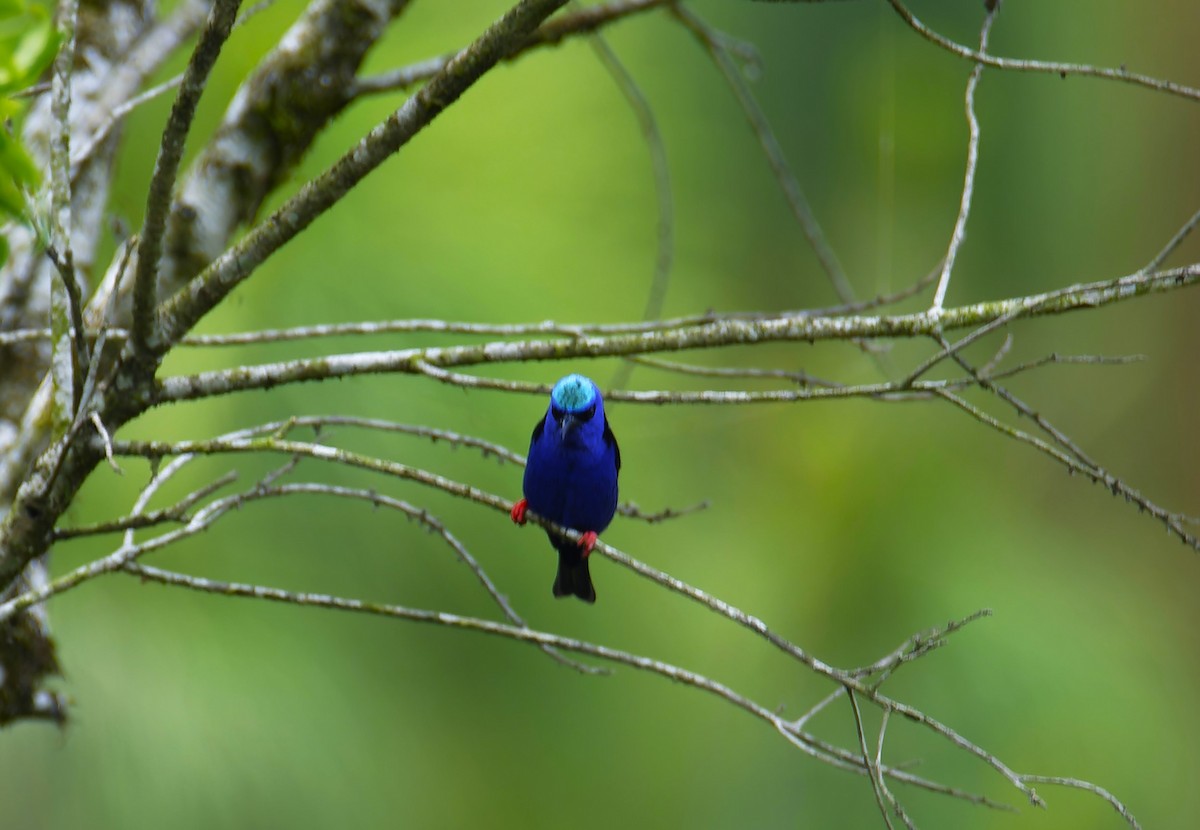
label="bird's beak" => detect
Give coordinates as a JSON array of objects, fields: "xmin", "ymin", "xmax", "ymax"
[{"xmin": 559, "ymin": 413, "xmax": 579, "ymax": 440}]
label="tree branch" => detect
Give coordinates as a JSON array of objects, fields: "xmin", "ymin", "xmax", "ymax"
[
  {"xmin": 350, "ymin": 0, "xmax": 670, "ymax": 97},
  {"xmin": 152, "ymin": 265, "xmax": 1200, "ymax": 404},
  {"xmin": 885, "ymin": 0, "xmax": 1200, "ymax": 102},
  {"xmin": 129, "ymin": 0, "xmax": 242, "ymax": 353},
  {"xmin": 153, "ymin": 0, "xmax": 572, "ymax": 350},
  {"xmin": 931, "ymin": 6, "xmax": 996, "ymax": 314}
]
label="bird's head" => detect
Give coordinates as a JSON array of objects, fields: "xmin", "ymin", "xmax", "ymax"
[{"xmin": 548, "ymin": 374, "xmax": 604, "ymax": 443}]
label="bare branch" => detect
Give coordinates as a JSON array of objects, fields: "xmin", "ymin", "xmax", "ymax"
[
  {"xmin": 66, "ymin": 0, "xmax": 210, "ymax": 177},
  {"xmin": 617, "ymin": 499, "xmax": 710, "ymax": 523},
  {"xmin": 885, "ymin": 0, "xmax": 1200, "ymax": 102},
  {"xmin": 629, "ymin": 355, "xmax": 843, "ymax": 389},
  {"xmin": 350, "ymin": 0, "xmax": 671, "ymax": 98},
  {"xmin": 54, "ymin": 471, "xmax": 238, "ymax": 540},
  {"xmin": 976, "ymin": 352, "xmax": 1146, "ymax": 385},
  {"xmin": 935, "ymin": 388, "xmax": 1197, "ymax": 548},
  {"xmin": 271, "ymin": 415, "xmax": 527, "ymax": 464},
  {"xmin": 1020, "ymin": 775, "xmax": 1143, "ymax": 830},
  {"xmin": 848, "ymin": 608, "xmax": 993, "ymax": 683},
  {"xmin": 673, "ymin": 4, "xmax": 855, "ymax": 305},
  {"xmin": 146, "ymin": 265, "xmax": 1200, "ymax": 407},
  {"xmin": 848, "ymin": 689, "xmax": 898, "ymax": 830},
  {"xmin": 2, "ymin": 427, "xmax": 1118, "ymax": 813},
  {"xmin": 792, "ymin": 685, "xmax": 845, "ymax": 731},
  {"xmin": 1141, "ymin": 206, "xmax": 1200, "ymax": 274},
  {"xmin": 931, "ymin": 6, "xmax": 997, "ymax": 315},
  {"xmin": 130, "ymin": 0, "xmax": 242, "ymax": 353},
  {"xmin": 88, "ymin": 413, "xmax": 120, "ymax": 474},
  {"xmin": 153, "ymin": 0, "xmax": 573, "ymax": 350},
  {"xmin": 70, "ymin": 75, "xmax": 183, "ymax": 170},
  {"xmin": 98, "ymin": 560, "xmax": 1014, "ymax": 810},
  {"xmin": 586, "ymin": 24, "xmax": 674, "ymax": 390}
]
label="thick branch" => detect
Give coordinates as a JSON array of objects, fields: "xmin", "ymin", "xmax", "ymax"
[
  {"xmin": 157, "ymin": 0, "xmax": 413, "ymax": 295},
  {"xmin": 154, "ymin": 0, "xmax": 571, "ymax": 350},
  {"xmin": 153, "ymin": 265, "xmax": 1200, "ymax": 403}
]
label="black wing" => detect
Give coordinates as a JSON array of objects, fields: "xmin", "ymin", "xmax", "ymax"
[
  {"xmin": 603, "ymin": 414, "xmax": 621, "ymax": 473},
  {"xmin": 530, "ymin": 417, "xmax": 545, "ymax": 445}
]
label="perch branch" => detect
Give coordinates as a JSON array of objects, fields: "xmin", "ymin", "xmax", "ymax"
[{"xmin": 110, "ymin": 560, "xmax": 1018, "ymax": 812}]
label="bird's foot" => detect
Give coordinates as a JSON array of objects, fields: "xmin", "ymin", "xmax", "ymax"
[
  {"xmin": 578, "ymin": 531, "xmax": 599, "ymax": 557},
  {"xmin": 510, "ymin": 498, "xmax": 528, "ymax": 525}
]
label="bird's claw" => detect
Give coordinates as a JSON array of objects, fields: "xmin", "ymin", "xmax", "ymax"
[
  {"xmin": 510, "ymin": 498, "xmax": 528, "ymax": 525},
  {"xmin": 578, "ymin": 531, "xmax": 598, "ymax": 557}
]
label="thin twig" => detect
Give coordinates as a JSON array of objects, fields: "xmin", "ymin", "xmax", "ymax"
[
  {"xmin": 979, "ymin": 332, "xmax": 1013, "ymax": 377},
  {"xmin": 89, "ymin": 413, "xmax": 121, "ymax": 474},
  {"xmin": 153, "ymin": 0, "xmax": 575, "ymax": 350},
  {"xmin": 16, "ymin": 429, "xmax": 1117, "ymax": 811},
  {"xmin": 54, "ymin": 472, "xmax": 238, "ymax": 540},
  {"xmin": 1140, "ymin": 206, "xmax": 1200, "ymax": 274},
  {"xmin": 70, "ymin": 75, "xmax": 184, "ymax": 170},
  {"xmin": 937, "ymin": 337, "xmax": 1198, "ymax": 540},
  {"xmin": 130, "ymin": 0, "xmax": 243, "ymax": 352},
  {"xmin": 673, "ymin": 4, "xmax": 855, "ymax": 306},
  {"xmin": 617, "ymin": 499, "xmax": 710, "ymax": 523},
  {"xmin": 244, "ymin": 482, "xmax": 605, "ymax": 675},
  {"xmin": 962, "ymin": 352, "xmax": 1146, "ymax": 386},
  {"xmin": 1020, "ymin": 775, "xmax": 1142, "ymax": 830},
  {"xmin": 935, "ymin": 389, "xmax": 1197, "ymax": 548},
  {"xmin": 931, "ymin": 6, "xmax": 997, "ymax": 315},
  {"xmin": 68, "ymin": 0, "xmax": 216, "ymax": 174},
  {"xmin": 937, "ymin": 333, "xmax": 1101, "ymax": 468},
  {"xmin": 885, "ymin": 0, "xmax": 1200, "ymax": 103},
  {"xmin": 871, "ymin": 709, "xmax": 917, "ymax": 830},
  {"xmin": 848, "ymin": 609, "xmax": 993, "ymax": 682},
  {"xmin": 792, "ymin": 686, "xmax": 845, "ymax": 730},
  {"xmin": 109, "ymin": 560, "xmax": 1007, "ymax": 809},
  {"xmin": 848, "ymin": 689, "xmax": 897, "ymax": 830},
  {"xmin": 350, "ymin": 0, "xmax": 671, "ymax": 98},
  {"xmin": 629, "ymin": 355, "xmax": 843, "ymax": 389},
  {"xmin": 585, "ymin": 23, "xmax": 674, "ymax": 391},
  {"xmin": 901, "ymin": 308, "xmax": 1021, "ymax": 387},
  {"xmin": 43, "ymin": 246, "xmax": 88, "ymax": 411},
  {"xmin": 272, "ymin": 415, "xmax": 526, "ymax": 464}
]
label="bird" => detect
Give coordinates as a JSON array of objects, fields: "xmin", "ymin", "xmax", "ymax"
[{"xmin": 510, "ymin": 374, "xmax": 621, "ymax": 603}]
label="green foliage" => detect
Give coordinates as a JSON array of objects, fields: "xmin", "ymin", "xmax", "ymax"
[{"xmin": 0, "ymin": 0, "xmax": 60, "ymax": 260}]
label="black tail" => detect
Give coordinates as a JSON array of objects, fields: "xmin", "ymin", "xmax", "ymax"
[{"xmin": 552, "ymin": 546, "xmax": 596, "ymax": 604}]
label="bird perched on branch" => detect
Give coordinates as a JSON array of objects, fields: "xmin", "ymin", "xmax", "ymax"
[{"xmin": 510, "ymin": 374, "xmax": 621, "ymax": 603}]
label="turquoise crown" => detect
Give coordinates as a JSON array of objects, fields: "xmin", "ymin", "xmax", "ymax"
[{"xmin": 551, "ymin": 374, "xmax": 597, "ymax": 413}]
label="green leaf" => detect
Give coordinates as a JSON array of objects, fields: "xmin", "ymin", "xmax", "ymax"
[
  {"xmin": 0, "ymin": 17, "xmax": 57, "ymax": 95},
  {"xmin": 12, "ymin": 15, "xmax": 57, "ymax": 78},
  {"xmin": 0, "ymin": 170, "xmax": 25, "ymax": 220},
  {"xmin": 0, "ymin": 127, "xmax": 38, "ymax": 187},
  {"xmin": 0, "ymin": 0, "xmax": 31, "ymax": 21}
]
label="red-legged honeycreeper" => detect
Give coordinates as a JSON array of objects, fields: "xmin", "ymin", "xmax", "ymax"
[{"xmin": 510, "ymin": 374, "xmax": 621, "ymax": 603}]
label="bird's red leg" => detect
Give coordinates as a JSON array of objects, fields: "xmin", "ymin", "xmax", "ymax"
[
  {"xmin": 510, "ymin": 498, "xmax": 528, "ymax": 525},
  {"xmin": 578, "ymin": 531, "xmax": 599, "ymax": 557}
]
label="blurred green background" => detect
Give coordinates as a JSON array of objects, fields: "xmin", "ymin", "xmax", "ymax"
[{"xmin": 4, "ymin": 0, "xmax": 1200, "ymax": 827}]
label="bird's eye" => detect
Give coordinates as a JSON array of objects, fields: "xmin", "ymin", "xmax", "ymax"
[
  {"xmin": 576, "ymin": 404, "xmax": 597, "ymax": 423},
  {"xmin": 551, "ymin": 406, "xmax": 566, "ymax": 424}
]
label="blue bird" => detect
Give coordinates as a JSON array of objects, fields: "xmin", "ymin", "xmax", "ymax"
[{"xmin": 510, "ymin": 374, "xmax": 621, "ymax": 603}]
